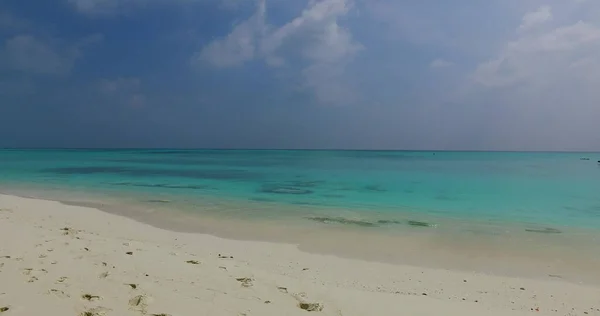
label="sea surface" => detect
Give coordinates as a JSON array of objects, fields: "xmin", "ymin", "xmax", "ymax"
[{"xmin": 1, "ymin": 149, "xmax": 600, "ymax": 232}]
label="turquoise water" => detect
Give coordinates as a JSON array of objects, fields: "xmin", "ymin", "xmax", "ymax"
[{"xmin": 1, "ymin": 149, "xmax": 600, "ymax": 230}]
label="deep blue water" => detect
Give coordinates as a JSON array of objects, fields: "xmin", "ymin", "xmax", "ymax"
[{"xmin": 1, "ymin": 149, "xmax": 600, "ymax": 229}]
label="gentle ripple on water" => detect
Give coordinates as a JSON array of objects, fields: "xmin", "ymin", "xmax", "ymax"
[{"xmin": 1, "ymin": 149, "xmax": 600, "ymax": 231}]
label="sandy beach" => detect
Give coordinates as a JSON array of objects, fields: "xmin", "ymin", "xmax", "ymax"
[{"xmin": 1, "ymin": 194, "xmax": 600, "ymax": 316}]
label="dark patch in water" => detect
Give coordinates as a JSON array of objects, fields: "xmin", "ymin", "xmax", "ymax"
[
  {"xmin": 49, "ymin": 166, "xmax": 128, "ymax": 174},
  {"xmin": 307, "ymin": 216, "xmax": 377, "ymax": 227},
  {"xmin": 364, "ymin": 185, "xmax": 386, "ymax": 192},
  {"xmin": 146, "ymin": 199, "xmax": 171, "ymax": 203},
  {"xmin": 144, "ymin": 150, "xmax": 193, "ymax": 155},
  {"xmin": 107, "ymin": 158, "xmax": 285, "ymax": 168},
  {"xmin": 108, "ymin": 158, "xmax": 214, "ymax": 166},
  {"xmin": 111, "ymin": 182, "xmax": 211, "ymax": 190},
  {"xmin": 562, "ymin": 205, "xmax": 579, "ymax": 211},
  {"xmin": 305, "ymin": 213, "xmax": 419, "ymax": 228},
  {"xmin": 259, "ymin": 185, "xmax": 313, "ymax": 195},
  {"xmin": 407, "ymin": 220, "xmax": 435, "ymax": 227},
  {"xmin": 288, "ymin": 180, "xmax": 324, "ymax": 188},
  {"xmin": 291, "ymin": 201, "xmax": 324, "ymax": 206},
  {"xmin": 377, "ymin": 219, "xmax": 404, "ymax": 225},
  {"xmin": 307, "ymin": 216, "xmax": 413, "ymax": 227},
  {"xmin": 525, "ymin": 227, "xmax": 562, "ymax": 234},
  {"xmin": 44, "ymin": 166, "xmax": 262, "ymax": 181}
]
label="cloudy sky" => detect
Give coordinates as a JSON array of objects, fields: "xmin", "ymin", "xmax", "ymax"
[{"xmin": 1, "ymin": 0, "xmax": 599, "ymax": 150}]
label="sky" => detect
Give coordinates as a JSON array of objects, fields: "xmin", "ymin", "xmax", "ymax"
[{"xmin": 1, "ymin": 0, "xmax": 600, "ymax": 150}]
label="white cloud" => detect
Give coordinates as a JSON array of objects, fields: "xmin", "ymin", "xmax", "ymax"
[
  {"xmin": 196, "ymin": 0, "xmax": 266, "ymax": 67},
  {"xmin": 474, "ymin": 21, "xmax": 600, "ymax": 87},
  {"xmin": 513, "ymin": 21, "xmax": 600, "ymax": 53},
  {"xmin": 519, "ymin": 6, "xmax": 552, "ymax": 31},
  {"xmin": 430, "ymin": 58, "xmax": 454, "ymax": 68},
  {"xmin": 462, "ymin": 2, "xmax": 600, "ymax": 150},
  {"xmin": 196, "ymin": 0, "xmax": 362, "ymax": 105},
  {"xmin": 258, "ymin": 0, "xmax": 351, "ymax": 55}
]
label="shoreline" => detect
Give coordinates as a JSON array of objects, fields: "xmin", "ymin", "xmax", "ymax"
[
  {"xmin": 2, "ymin": 194, "xmax": 600, "ymax": 315},
  {"xmin": 4, "ymin": 179, "xmax": 600, "ymax": 232},
  {"xmin": 3, "ymin": 188, "xmax": 600, "ymax": 286}
]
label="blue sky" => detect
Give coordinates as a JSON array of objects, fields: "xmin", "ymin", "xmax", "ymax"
[{"xmin": 1, "ymin": 0, "xmax": 599, "ymax": 150}]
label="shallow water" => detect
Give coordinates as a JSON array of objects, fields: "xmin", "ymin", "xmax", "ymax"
[{"xmin": 2, "ymin": 149, "xmax": 600, "ymax": 230}]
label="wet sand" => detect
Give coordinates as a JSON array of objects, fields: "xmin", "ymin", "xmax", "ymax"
[{"xmin": 4, "ymin": 186, "xmax": 600, "ymax": 284}]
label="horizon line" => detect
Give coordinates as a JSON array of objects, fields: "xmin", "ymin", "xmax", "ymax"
[{"xmin": 1, "ymin": 147, "xmax": 599, "ymax": 153}]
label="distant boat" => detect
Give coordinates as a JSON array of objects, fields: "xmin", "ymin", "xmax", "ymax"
[{"xmin": 580, "ymin": 157, "xmax": 590, "ymax": 160}]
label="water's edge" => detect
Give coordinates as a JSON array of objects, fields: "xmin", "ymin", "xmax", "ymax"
[{"xmin": 3, "ymin": 189, "xmax": 600, "ymax": 286}]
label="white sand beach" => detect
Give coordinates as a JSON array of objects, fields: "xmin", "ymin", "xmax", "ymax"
[{"xmin": 1, "ymin": 193, "xmax": 599, "ymax": 316}]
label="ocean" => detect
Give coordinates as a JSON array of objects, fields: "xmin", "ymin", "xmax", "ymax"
[{"xmin": 1, "ymin": 149, "xmax": 599, "ymax": 229}]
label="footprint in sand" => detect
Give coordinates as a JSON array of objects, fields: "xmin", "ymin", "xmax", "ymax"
[
  {"xmin": 60, "ymin": 227, "xmax": 81, "ymax": 236},
  {"xmin": 79, "ymin": 306, "xmax": 110, "ymax": 316},
  {"xmin": 235, "ymin": 278, "xmax": 254, "ymax": 288},
  {"xmin": 48, "ymin": 289, "xmax": 70, "ymax": 298},
  {"xmin": 126, "ymin": 283, "xmax": 138, "ymax": 290},
  {"xmin": 291, "ymin": 292, "xmax": 324, "ymax": 312},
  {"xmin": 24, "ymin": 268, "xmax": 47, "ymax": 274},
  {"xmin": 82, "ymin": 294, "xmax": 102, "ymax": 301},
  {"xmin": 128, "ymin": 294, "xmax": 150, "ymax": 313},
  {"xmin": 23, "ymin": 268, "xmax": 48, "ymax": 283},
  {"xmin": 99, "ymin": 271, "xmax": 109, "ymax": 279},
  {"xmin": 277, "ymin": 286, "xmax": 288, "ymax": 294},
  {"xmin": 298, "ymin": 302, "xmax": 324, "ymax": 312}
]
